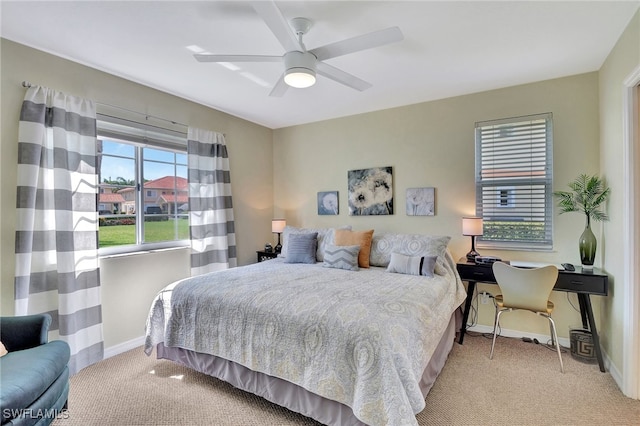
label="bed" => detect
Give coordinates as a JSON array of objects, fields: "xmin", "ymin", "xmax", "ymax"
[{"xmin": 144, "ymin": 229, "xmax": 467, "ymax": 426}]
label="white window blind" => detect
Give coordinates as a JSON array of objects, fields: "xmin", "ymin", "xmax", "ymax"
[{"xmin": 475, "ymin": 113, "xmax": 553, "ymax": 250}]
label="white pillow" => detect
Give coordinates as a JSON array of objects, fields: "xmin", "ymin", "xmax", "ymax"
[
  {"xmin": 386, "ymin": 253, "xmax": 438, "ymax": 278},
  {"xmin": 386, "ymin": 252, "xmax": 421, "ymax": 276}
]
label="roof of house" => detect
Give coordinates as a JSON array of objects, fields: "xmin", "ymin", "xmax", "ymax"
[
  {"xmin": 116, "ymin": 176, "xmax": 188, "ymax": 193},
  {"xmin": 99, "ymin": 193, "xmax": 126, "ymax": 203}
]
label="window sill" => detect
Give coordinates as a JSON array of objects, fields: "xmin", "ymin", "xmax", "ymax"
[{"xmin": 99, "ymin": 242, "xmax": 190, "ymax": 259}]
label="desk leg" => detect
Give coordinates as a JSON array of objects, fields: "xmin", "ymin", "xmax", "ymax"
[
  {"xmin": 579, "ymin": 293, "xmax": 605, "ymax": 373},
  {"xmin": 577, "ymin": 295, "xmax": 589, "ymax": 329},
  {"xmin": 458, "ymin": 280, "xmax": 476, "ymax": 344}
]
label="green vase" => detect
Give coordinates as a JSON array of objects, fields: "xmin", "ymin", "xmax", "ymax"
[{"xmin": 579, "ymin": 218, "xmax": 597, "ymax": 269}]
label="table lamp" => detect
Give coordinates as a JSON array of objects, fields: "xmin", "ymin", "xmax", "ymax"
[
  {"xmin": 272, "ymin": 219, "xmax": 286, "ymax": 253},
  {"xmin": 462, "ymin": 217, "xmax": 483, "ymax": 261}
]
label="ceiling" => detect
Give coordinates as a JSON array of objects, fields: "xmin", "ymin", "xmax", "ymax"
[{"xmin": 1, "ymin": 1, "xmax": 638, "ymax": 129}]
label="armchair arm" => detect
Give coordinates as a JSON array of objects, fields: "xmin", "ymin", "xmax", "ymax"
[{"xmin": 0, "ymin": 314, "xmax": 52, "ymax": 352}]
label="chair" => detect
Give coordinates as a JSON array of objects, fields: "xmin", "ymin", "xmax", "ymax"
[{"xmin": 490, "ymin": 261, "xmax": 564, "ymax": 373}]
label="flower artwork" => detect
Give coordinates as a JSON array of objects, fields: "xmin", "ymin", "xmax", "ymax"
[
  {"xmin": 317, "ymin": 191, "xmax": 339, "ymax": 215},
  {"xmin": 406, "ymin": 187, "xmax": 435, "ymax": 216},
  {"xmin": 347, "ymin": 167, "xmax": 393, "ymax": 215}
]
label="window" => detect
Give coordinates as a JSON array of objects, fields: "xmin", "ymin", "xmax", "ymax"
[
  {"xmin": 475, "ymin": 113, "xmax": 553, "ymax": 250},
  {"xmin": 97, "ymin": 113, "xmax": 189, "ymax": 254}
]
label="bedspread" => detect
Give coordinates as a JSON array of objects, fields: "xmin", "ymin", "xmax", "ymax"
[{"xmin": 145, "ymin": 254, "xmax": 466, "ymax": 426}]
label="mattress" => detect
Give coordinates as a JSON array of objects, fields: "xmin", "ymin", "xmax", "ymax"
[{"xmin": 145, "ymin": 252, "xmax": 466, "ymax": 425}]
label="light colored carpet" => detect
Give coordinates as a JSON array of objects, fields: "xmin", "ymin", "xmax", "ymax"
[{"xmin": 52, "ymin": 334, "xmax": 640, "ymax": 425}]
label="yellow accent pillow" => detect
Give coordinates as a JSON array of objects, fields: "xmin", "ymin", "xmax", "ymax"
[{"xmin": 335, "ymin": 229, "xmax": 374, "ymax": 268}]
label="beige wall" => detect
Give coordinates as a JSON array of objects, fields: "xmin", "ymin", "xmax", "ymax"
[
  {"xmin": 273, "ymin": 73, "xmax": 601, "ymax": 340},
  {"xmin": 599, "ymin": 10, "xmax": 640, "ymax": 376},
  {"xmin": 0, "ymin": 39, "xmax": 274, "ymax": 348}
]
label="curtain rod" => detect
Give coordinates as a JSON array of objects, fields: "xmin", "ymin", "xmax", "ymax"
[{"xmin": 21, "ymin": 80, "xmax": 189, "ymax": 130}]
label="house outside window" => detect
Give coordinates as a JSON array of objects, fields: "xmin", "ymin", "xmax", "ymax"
[
  {"xmin": 97, "ymin": 113, "xmax": 189, "ymax": 255},
  {"xmin": 475, "ymin": 113, "xmax": 553, "ymax": 250}
]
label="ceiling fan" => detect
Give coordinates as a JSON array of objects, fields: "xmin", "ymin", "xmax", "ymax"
[{"xmin": 194, "ymin": 1, "xmax": 404, "ymax": 97}]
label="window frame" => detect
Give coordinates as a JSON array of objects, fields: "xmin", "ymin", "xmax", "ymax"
[
  {"xmin": 475, "ymin": 113, "xmax": 554, "ymax": 251},
  {"xmin": 96, "ymin": 113, "xmax": 190, "ymax": 257}
]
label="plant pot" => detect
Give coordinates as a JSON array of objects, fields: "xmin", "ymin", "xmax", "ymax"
[{"xmin": 579, "ymin": 220, "xmax": 597, "ymax": 269}]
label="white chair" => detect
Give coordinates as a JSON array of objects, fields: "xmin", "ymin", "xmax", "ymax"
[{"xmin": 490, "ymin": 261, "xmax": 564, "ymax": 373}]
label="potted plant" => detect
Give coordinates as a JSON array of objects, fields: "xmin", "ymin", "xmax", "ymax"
[{"xmin": 554, "ymin": 174, "xmax": 610, "ymax": 269}]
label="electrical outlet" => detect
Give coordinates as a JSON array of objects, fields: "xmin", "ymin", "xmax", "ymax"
[{"xmin": 481, "ymin": 292, "xmax": 490, "ymax": 304}]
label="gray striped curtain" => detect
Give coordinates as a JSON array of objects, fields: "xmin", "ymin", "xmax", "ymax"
[
  {"xmin": 15, "ymin": 86, "xmax": 103, "ymax": 374},
  {"xmin": 187, "ymin": 127, "xmax": 237, "ymax": 275}
]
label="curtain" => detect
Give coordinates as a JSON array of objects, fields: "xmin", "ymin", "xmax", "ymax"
[
  {"xmin": 15, "ymin": 86, "xmax": 103, "ymax": 375},
  {"xmin": 187, "ymin": 127, "xmax": 237, "ymax": 275}
]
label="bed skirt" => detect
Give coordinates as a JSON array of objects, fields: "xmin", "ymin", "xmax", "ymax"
[{"xmin": 155, "ymin": 311, "xmax": 459, "ymax": 426}]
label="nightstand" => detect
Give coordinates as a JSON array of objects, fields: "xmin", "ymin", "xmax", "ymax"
[{"xmin": 256, "ymin": 250, "xmax": 278, "ymax": 262}]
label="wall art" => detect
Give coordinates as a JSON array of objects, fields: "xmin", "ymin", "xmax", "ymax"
[
  {"xmin": 406, "ymin": 187, "xmax": 435, "ymax": 216},
  {"xmin": 347, "ymin": 166, "xmax": 393, "ymax": 215},
  {"xmin": 317, "ymin": 191, "xmax": 339, "ymax": 215}
]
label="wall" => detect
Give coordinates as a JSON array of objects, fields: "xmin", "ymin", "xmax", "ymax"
[
  {"xmin": 273, "ymin": 73, "xmax": 601, "ymax": 340},
  {"xmin": 0, "ymin": 39, "xmax": 274, "ymax": 348},
  {"xmin": 599, "ymin": 9, "xmax": 640, "ymax": 382}
]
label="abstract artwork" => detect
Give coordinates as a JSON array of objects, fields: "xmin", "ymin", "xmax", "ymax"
[
  {"xmin": 347, "ymin": 167, "xmax": 393, "ymax": 215},
  {"xmin": 406, "ymin": 187, "xmax": 435, "ymax": 216},
  {"xmin": 317, "ymin": 191, "xmax": 339, "ymax": 215}
]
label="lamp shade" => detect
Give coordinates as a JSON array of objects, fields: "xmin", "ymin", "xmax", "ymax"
[
  {"xmin": 271, "ymin": 219, "xmax": 286, "ymax": 233},
  {"xmin": 462, "ymin": 217, "xmax": 483, "ymax": 236}
]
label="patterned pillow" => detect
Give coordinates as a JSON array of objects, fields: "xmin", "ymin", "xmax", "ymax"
[
  {"xmin": 323, "ymin": 244, "xmax": 360, "ymax": 271},
  {"xmin": 284, "ymin": 233, "xmax": 318, "ymax": 264},
  {"xmin": 335, "ymin": 229, "xmax": 374, "ymax": 268},
  {"xmin": 369, "ymin": 233, "xmax": 451, "ymax": 267},
  {"xmin": 281, "ymin": 226, "xmax": 351, "ymax": 261}
]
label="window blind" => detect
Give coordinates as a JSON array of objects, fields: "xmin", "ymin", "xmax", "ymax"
[{"xmin": 475, "ymin": 113, "xmax": 553, "ymax": 249}]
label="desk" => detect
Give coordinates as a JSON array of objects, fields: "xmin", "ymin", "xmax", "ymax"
[{"xmin": 456, "ymin": 259, "xmax": 608, "ymax": 372}]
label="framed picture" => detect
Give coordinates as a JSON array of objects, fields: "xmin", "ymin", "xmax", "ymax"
[
  {"xmin": 317, "ymin": 191, "xmax": 339, "ymax": 215},
  {"xmin": 348, "ymin": 166, "xmax": 393, "ymax": 215},
  {"xmin": 406, "ymin": 187, "xmax": 435, "ymax": 216}
]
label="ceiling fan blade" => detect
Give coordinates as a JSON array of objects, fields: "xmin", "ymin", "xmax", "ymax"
[
  {"xmin": 316, "ymin": 62, "xmax": 372, "ymax": 92},
  {"xmin": 269, "ymin": 74, "xmax": 289, "ymax": 97},
  {"xmin": 194, "ymin": 54, "xmax": 282, "ymax": 63},
  {"xmin": 250, "ymin": 1, "xmax": 301, "ymax": 53},
  {"xmin": 310, "ymin": 27, "xmax": 403, "ymax": 61}
]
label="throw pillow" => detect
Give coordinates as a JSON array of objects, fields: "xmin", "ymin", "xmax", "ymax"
[
  {"xmin": 421, "ymin": 255, "xmax": 438, "ymax": 278},
  {"xmin": 284, "ymin": 232, "xmax": 318, "ymax": 264},
  {"xmin": 335, "ymin": 229, "xmax": 374, "ymax": 268},
  {"xmin": 386, "ymin": 252, "xmax": 421, "ymax": 276},
  {"xmin": 323, "ymin": 244, "xmax": 360, "ymax": 271},
  {"xmin": 386, "ymin": 253, "xmax": 438, "ymax": 278},
  {"xmin": 0, "ymin": 341, "xmax": 7, "ymax": 357},
  {"xmin": 281, "ymin": 226, "xmax": 351, "ymax": 261}
]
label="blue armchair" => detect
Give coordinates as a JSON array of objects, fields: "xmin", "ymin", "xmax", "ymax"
[{"xmin": 0, "ymin": 314, "xmax": 70, "ymax": 426}]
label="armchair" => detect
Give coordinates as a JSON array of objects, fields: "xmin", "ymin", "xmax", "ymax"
[{"xmin": 0, "ymin": 314, "xmax": 70, "ymax": 425}]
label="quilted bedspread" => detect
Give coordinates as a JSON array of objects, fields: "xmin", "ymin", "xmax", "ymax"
[{"xmin": 144, "ymin": 254, "xmax": 466, "ymax": 426}]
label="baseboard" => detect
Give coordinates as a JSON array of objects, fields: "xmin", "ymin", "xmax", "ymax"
[
  {"xmin": 467, "ymin": 324, "xmax": 572, "ymax": 348},
  {"xmin": 103, "ymin": 336, "xmax": 145, "ymax": 359}
]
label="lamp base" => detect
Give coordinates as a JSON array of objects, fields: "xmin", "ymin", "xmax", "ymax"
[
  {"xmin": 274, "ymin": 243, "xmax": 282, "ymax": 254},
  {"xmin": 466, "ymin": 250, "xmax": 480, "ymax": 261}
]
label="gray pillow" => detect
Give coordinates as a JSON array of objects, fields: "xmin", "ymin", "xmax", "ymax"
[
  {"xmin": 420, "ymin": 255, "xmax": 438, "ymax": 278},
  {"xmin": 323, "ymin": 244, "xmax": 360, "ymax": 271},
  {"xmin": 284, "ymin": 232, "xmax": 318, "ymax": 264}
]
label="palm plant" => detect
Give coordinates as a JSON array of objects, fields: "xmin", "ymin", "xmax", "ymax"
[
  {"xmin": 554, "ymin": 174, "xmax": 610, "ymax": 268},
  {"xmin": 554, "ymin": 174, "xmax": 611, "ymax": 225}
]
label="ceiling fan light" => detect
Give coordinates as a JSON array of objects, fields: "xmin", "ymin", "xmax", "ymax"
[{"xmin": 284, "ymin": 68, "xmax": 316, "ymax": 88}]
